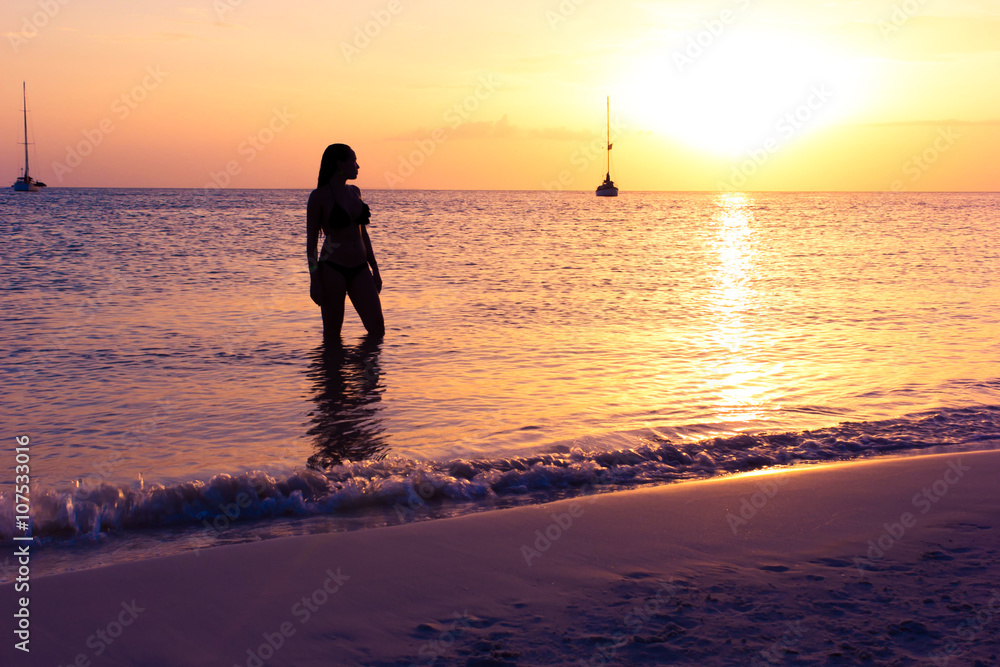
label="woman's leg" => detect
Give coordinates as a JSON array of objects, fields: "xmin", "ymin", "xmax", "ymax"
[
  {"xmin": 320, "ymin": 265, "xmax": 348, "ymax": 341},
  {"xmin": 347, "ymin": 269, "xmax": 385, "ymax": 338}
]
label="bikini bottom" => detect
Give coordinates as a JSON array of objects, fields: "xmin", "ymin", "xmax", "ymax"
[{"xmin": 321, "ymin": 260, "xmax": 368, "ymax": 283}]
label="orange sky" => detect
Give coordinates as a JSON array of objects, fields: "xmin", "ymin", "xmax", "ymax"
[{"xmin": 3, "ymin": 0, "xmax": 998, "ymax": 190}]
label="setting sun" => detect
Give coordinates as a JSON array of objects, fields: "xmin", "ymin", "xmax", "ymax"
[
  {"xmin": 2, "ymin": 0, "xmax": 997, "ymax": 191},
  {"xmin": 5, "ymin": 2, "xmax": 1000, "ymax": 665},
  {"xmin": 615, "ymin": 29, "xmax": 871, "ymax": 157}
]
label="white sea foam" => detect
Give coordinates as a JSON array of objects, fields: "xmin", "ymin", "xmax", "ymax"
[{"xmin": 3, "ymin": 406, "xmax": 998, "ymax": 547}]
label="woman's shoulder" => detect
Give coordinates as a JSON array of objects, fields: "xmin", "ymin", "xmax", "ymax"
[
  {"xmin": 309, "ymin": 187, "xmax": 333, "ymax": 203},
  {"xmin": 308, "ymin": 187, "xmax": 335, "ymax": 216}
]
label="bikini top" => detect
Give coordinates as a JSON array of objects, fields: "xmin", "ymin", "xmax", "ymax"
[{"xmin": 326, "ymin": 197, "xmax": 371, "ymax": 230}]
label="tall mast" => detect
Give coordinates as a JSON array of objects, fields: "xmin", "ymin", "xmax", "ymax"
[
  {"xmin": 606, "ymin": 96, "xmax": 610, "ymax": 176},
  {"xmin": 21, "ymin": 82, "xmax": 30, "ymax": 179}
]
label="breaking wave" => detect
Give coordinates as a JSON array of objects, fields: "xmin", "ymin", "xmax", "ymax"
[{"xmin": 3, "ymin": 406, "xmax": 999, "ymax": 545}]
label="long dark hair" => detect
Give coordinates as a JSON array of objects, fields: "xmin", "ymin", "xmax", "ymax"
[{"xmin": 317, "ymin": 143, "xmax": 354, "ymax": 188}]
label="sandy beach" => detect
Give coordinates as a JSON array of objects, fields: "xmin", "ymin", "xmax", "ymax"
[
  {"xmin": 7, "ymin": 0, "xmax": 999, "ymax": 663},
  {"xmin": 5, "ymin": 448, "xmax": 999, "ymax": 666}
]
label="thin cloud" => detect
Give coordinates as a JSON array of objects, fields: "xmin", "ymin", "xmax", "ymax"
[
  {"xmin": 91, "ymin": 31, "xmax": 200, "ymax": 43},
  {"xmin": 386, "ymin": 115, "xmax": 594, "ymax": 142},
  {"xmin": 853, "ymin": 119, "xmax": 1000, "ymax": 127}
]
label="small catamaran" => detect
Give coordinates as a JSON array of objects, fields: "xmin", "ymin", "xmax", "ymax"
[
  {"xmin": 595, "ymin": 96, "xmax": 618, "ymax": 197},
  {"xmin": 12, "ymin": 82, "xmax": 46, "ymax": 192}
]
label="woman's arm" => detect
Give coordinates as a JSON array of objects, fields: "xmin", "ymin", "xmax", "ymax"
[
  {"xmin": 306, "ymin": 190, "xmax": 323, "ymax": 269},
  {"xmin": 361, "ymin": 226, "xmax": 378, "ymax": 271},
  {"xmin": 362, "ymin": 226, "xmax": 382, "ymax": 292}
]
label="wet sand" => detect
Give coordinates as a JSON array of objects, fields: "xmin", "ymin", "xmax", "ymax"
[{"xmin": 5, "ymin": 448, "xmax": 1000, "ymax": 666}]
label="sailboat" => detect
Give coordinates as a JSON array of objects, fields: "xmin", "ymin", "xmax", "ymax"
[
  {"xmin": 595, "ymin": 96, "xmax": 618, "ymax": 197},
  {"xmin": 12, "ymin": 82, "xmax": 46, "ymax": 191}
]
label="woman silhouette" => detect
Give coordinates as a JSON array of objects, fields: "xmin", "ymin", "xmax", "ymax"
[{"xmin": 306, "ymin": 144, "xmax": 385, "ymax": 341}]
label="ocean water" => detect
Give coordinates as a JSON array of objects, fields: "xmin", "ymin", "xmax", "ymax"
[{"xmin": 1, "ymin": 188, "xmax": 999, "ymax": 577}]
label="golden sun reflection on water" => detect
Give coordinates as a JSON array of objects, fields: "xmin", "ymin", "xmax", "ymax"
[{"xmin": 707, "ymin": 193, "xmax": 781, "ymax": 425}]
